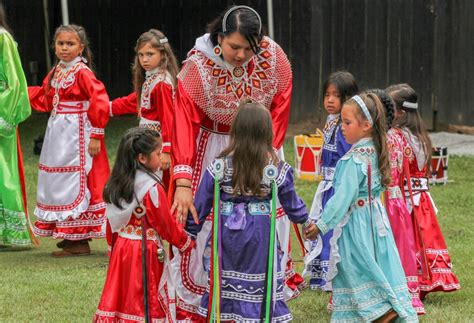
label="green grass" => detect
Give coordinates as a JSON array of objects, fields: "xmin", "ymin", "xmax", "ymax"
[{"xmin": 1, "ymin": 113, "xmax": 473, "ymax": 322}]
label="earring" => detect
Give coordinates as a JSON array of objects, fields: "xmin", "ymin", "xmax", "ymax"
[{"xmin": 213, "ymin": 44, "xmax": 222, "ymax": 56}]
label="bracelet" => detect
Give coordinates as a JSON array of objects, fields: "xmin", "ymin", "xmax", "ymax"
[
  {"xmin": 302, "ymin": 218, "xmax": 313, "ymax": 229},
  {"xmin": 176, "ymin": 185, "xmax": 192, "ymax": 189}
]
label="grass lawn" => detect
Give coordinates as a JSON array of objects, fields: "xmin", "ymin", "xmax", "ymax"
[{"xmin": 1, "ymin": 113, "xmax": 473, "ymax": 322}]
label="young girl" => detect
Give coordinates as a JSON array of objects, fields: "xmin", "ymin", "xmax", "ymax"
[
  {"xmin": 313, "ymin": 93, "xmax": 418, "ymax": 322},
  {"xmin": 387, "ymin": 84, "xmax": 460, "ymax": 299},
  {"xmin": 305, "ymin": 71, "xmax": 358, "ymax": 291},
  {"xmin": 94, "ymin": 127, "xmax": 194, "ymax": 322},
  {"xmin": 369, "ymin": 88, "xmax": 425, "ymax": 315},
  {"xmin": 110, "ymin": 29, "xmax": 178, "ymax": 188},
  {"xmin": 0, "ymin": 4, "xmax": 33, "ymax": 247},
  {"xmin": 185, "ymin": 101, "xmax": 317, "ymax": 322},
  {"xmin": 28, "ymin": 25, "xmax": 110, "ymax": 256}
]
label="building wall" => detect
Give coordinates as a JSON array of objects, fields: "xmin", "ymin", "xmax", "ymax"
[{"xmin": 4, "ymin": 0, "xmax": 473, "ymax": 127}]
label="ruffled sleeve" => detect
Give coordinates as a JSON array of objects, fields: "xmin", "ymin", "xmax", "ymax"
[
  {"xmin": 276, "ymin": 163, "xmax": 308, "ymax": 224},
  {"xmin": 150, "ymin": 82, "xmax": 174, "ymax": 154},
  {"xmin": 78, "ymin": 69, "xmax": 110, "ymax": 139},
  {"xmin": 146, "ymin": 184, "xmax": 193, "ymax": 252},
  {"xmin": 111, "ymin": 91, "xmax": 137, "ymax": 116},
  {"xmin": 0, "ymin": 31, "xmax": 31, "ymax": 134},
  {"xmin": 270, "ymin": 44, "xmax": 292, "ymax": 150},
  {"xmin": 171, "ymin": 62, "xmax": 205, "ymax": 181}
]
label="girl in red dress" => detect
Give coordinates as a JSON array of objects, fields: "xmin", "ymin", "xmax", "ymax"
[
  {"xmin": 94, "ymin": 127, "xmax": 194, "ymax": 322},
  {"xmin": 387, "ymin": 83, "xmax": 460, "ymax": 299},
  {"xmin": 28, "ymin": 25, "xmax": 110, "ymax": 256},
  {"xmin": 110, "ymin": 29, "xmax": 179, "ymax": 190}
]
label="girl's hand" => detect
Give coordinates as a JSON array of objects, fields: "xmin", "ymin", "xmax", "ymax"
[
  {"xmin": 88, "ymin": 138, "xmax": 101, "ymax": 156},
  {"xmin": 303, "ymin": 223, "xmax": 319, "ymax": 241},
  {"xmin": 160, "ymin": 153, "xmax": 171, "ymax": 170},
  {"xmin": 171, "ymin": 179, "xmax": 199, "ymax": 225}
]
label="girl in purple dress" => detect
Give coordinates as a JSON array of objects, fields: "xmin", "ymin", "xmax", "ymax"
[{"xmin": 185, "ymin": 101, "xmax": 317, "ymax": 322}]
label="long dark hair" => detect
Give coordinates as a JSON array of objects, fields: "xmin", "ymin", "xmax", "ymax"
[
  {"xmin": 47, "ymin": 24, "xmax": 93, "ymax": 90},
  {"xmin": 345, "ymin": 93, "xmax": 391, "ymax": 188},
  {"xmin": 219, "ymin": 100, "xmax": 278, "ymax": 197},
  {"xmin": 387, "ymin": 83, "xmax": 432, "ymax": 173},
  {"xmin": 366, "ymin": 88, "xmax": 395, "ymax": 130},
  {"xmin": 323, "ymin": 71, "xmax": 359, "ymax": 108},
  {"xmin": 0, "ymin": 3, "xmax": 12, "ymax": 34},
  {"xmin": 132, "ymin": 29, "xmax": 179, "ymax": 107},
  {"xmin": 103, "ymin": 127, "xmax": 162, "ymax": 208},
  {"xmin": 208, "ymin": 6, "xmax": 263, "ymax": 54}
]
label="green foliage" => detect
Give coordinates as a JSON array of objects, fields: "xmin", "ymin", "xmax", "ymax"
[{"xmin": 1, "ymin": 114, "xmax": 472, "ymax": 321}]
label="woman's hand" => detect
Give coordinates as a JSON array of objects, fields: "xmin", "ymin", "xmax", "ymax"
[
  {"xmin": 170, "ymin": 179, "xmax": 199, "ymax": 225},
  {"xmin": 160, "ymin": 153, "xmax": 171, "ymax": 170},
  {"xmin": 303, "ymin": 222, "xmax": 319, "ymax": 241},
  {"xmin": 88, "ymin": 138, "xmax": 101, "ymax": 156}
]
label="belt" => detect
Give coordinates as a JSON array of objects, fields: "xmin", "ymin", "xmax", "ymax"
[
  {"xmin": 387, "ymin": 186, "xmax": 403, "ymax": 199},
  {"xmin": 221, "ymin": 201, "xmax": 271, "ymax": 216},
  {"xmin": 201, "ymin": 117, "xmax": 231, "ymax": 134},
  {"xmin": 118, "ymin": 225, "xmax": 159, "ymax": 241},
  {"xmin": 404, "ymin": 177, "xmax": 429, "ymax": 193},
  {"xmin": 55, "ymin": 101, "xmax": 89, "ymax": 114}
]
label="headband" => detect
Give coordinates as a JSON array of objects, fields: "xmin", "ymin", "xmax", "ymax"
[
  {"xmin": 352, "ymin": 95, "xmax": 373, "ymax": 126},
  {"xmin": 222, "ymin": 5, "xmax": 262, "ymax": 35},
  {"xmin": 402, "ymin": 101, "xmax": 418, "ymax": 109}
]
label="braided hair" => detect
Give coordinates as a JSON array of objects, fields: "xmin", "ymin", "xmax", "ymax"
[{"xmin": 366, "ymin": 88, "xmax": 395, "ymax": 129}]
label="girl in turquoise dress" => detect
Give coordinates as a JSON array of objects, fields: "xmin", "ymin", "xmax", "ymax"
[{"xmin": 311, "ymin": 93, "xmax": 418, "ymax": 322}]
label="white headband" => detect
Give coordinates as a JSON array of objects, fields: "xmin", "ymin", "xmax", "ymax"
[
  {"xmin": 222, "ymin": 5, "xmax": 262, "ymax": 35},
  {"xmin": 402, "ymin": 101, "xmax": 418, "ymax": 109},
  {"xmin": 352, "ymin": 95, "xmax": 373, "ymax": 126}
]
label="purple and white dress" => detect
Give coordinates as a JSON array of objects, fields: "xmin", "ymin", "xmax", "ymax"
[{"xmin": 186, "ymin": 158, "xmax": 310, "ymax": 322}]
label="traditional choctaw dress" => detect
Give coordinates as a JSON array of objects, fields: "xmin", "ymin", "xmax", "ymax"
[
  {"xmin": 400, "ymin": 128, "xmax": 460, "ymax": 298},
  {"xmin": 28, "ymin": 56, "xmax": 110, "ymax": 240},
  {"xmin": 111, "ymin": 68, "xmax": 174, "ymax": 188},
  {"xmin": 0, "ymin": 28, "xmax": 32, "ymax": 246},
  {"xmin": 315, "ymin": 138, "xmax": 418, "ymax": 322},
  {"xmin": 386, "ymin": 128, "xmax": 425, "ymax": 314},
  {"xmin": 94, "ymin": 170, "xmax": 194, "ymax": 322},
  {"xmin": 304, "ymin": 114, "xmax": 351, "ymax": 290},
  {"xmin": 171, "ymin": 34, "xmax": 303, "ymax": 319},
  {"xmin": 186, "ymin": 158, "xmax": 309, "ymax": 322}
]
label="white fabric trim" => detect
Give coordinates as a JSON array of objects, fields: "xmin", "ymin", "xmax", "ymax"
[{"xmin": 106, "ymin": 170, "xmax": 158, "ymax": 232}]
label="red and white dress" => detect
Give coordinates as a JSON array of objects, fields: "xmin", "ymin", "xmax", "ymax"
[
  {"xmin": 94, "ymin": 170, "xmax": 194, "ymax": 322},
  {"xmin": 110, "ymin": 68, "xmax": 174, "ymax": 155},
  {"xmin": 401, "ymin": 128, "xmax": 460, "ymax": 298},
  {"xmin": 28, "ymin": 57, "xmax": 110, "ymax": 240},
  {"xmin": 111, "ymin": 68, "xmax": 174, "ymax": 189},
  {"xmin": 171, "ymin": 34, "xmax": 303, "ymax": 320}
]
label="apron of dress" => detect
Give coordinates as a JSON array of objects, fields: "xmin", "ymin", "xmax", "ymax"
[{"xmin": 35, "ymin": 101, "xmax": 93, "ymax": 221}]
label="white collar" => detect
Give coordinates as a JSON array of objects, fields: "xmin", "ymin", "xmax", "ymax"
[
  {"xmin": 194, "ymin": 33, "xmax": 251, "ymax": 77},
  {"xmin": 59, "ymin": 56, "xmax": 82, "ymax": 69},
  {"xmin": 106, "ymin": 170, "xmax": 158, "ymax": 232},
  {"xmin": 145, "ymin": 67, "xmax": 160, "ymax": 77}
]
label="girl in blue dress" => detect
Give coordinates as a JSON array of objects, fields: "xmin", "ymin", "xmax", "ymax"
[
  {"xmin": 305, "ymin": 71, "xmax": 358, "ymax": 291},
  {"xmin": 186, "ymin": 100, "xmax": 318, "ymax": 322},
  {"xmin": 314, "ymin": 93, "xmax": 418, "ymax": 322}
]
